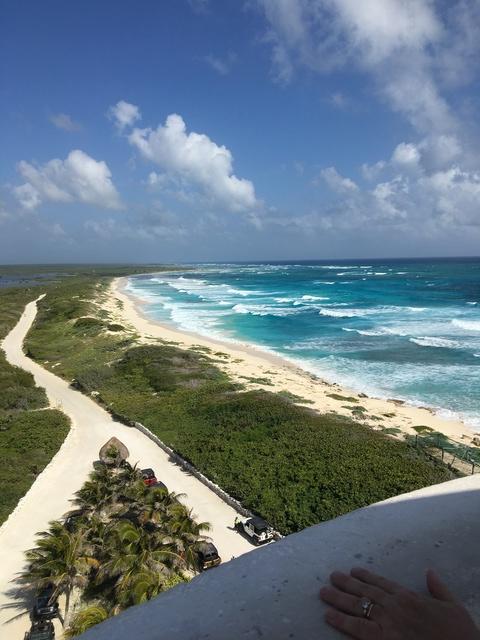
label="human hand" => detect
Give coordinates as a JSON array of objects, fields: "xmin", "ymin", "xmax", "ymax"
[{"xmin": 319, "ymin": 567, "xmax": 480, "ymax": 639}]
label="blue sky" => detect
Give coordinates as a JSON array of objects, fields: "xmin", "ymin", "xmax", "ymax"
[{"xmin": 1, "ymin": 0, "xmax": 480, "ymax": 263}]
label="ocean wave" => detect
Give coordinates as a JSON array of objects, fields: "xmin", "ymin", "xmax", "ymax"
[
  {"xmin": 451, "ymin": 319, "xmax": 480, "ymax": 331},
  {"xmin": 342, "ymin": 328, "xmax": 388, "ymax": 336},
  {"xmin": 232, "ymin": 303, "xmax": 299, "ymax": 317},
  {"xmin": 409, "ymin": 336, "xmax": 461, "ymax": 349},
  {"xmin": 314, "ymin": 281, "xmax": 335, "ymax": 285},
  {"xmin": 320, "ymin": 265, "xmax": 360, "ymax": 270},
  {"xmin": 319, "ymin": 305, "xmax": 428, "ymax": 319},
  {"xmin": 466, "ymin": 301, "xmax": 478, "ymax": 305},
  {"xmin": 319, "ymin": 308, "xmax": 368, "ymax": 318},
  {"xmin": 293, "ymin": 295, "xmax": 330, "ymax": 306}
]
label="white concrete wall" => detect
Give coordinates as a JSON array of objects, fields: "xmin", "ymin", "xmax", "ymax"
[{"xmin": 79, "ymin": 474, "xmax": 480, "ymax": 640}]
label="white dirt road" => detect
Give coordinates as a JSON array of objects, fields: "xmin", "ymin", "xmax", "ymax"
[{"xmin": 0, "ymin": 296, "xmax": 254, "ymax": 639}]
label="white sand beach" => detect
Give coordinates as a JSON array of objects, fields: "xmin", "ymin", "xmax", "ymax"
[{"xmin": 109, "ymin": 277, "xmax": 478, "ymax": 447}]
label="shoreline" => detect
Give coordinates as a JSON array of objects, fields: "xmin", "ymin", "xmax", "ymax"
[{"xmin": 105, "ymin": 277, "xmax": 478, "ymax": 446}]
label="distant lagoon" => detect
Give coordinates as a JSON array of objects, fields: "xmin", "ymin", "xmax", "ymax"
[{"xmin": 128, "ymin": 258, "xmax": 480, "ymax": 430}]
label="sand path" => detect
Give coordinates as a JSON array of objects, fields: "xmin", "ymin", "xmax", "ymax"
[{"xmin": 0, "ymin": 296, "xmax": 253, "ymax": 639}]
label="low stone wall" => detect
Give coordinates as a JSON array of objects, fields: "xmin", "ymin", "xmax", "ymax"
[{"xmin": 131, "ymin": 420, "xmax": 253, "ymax": 519}]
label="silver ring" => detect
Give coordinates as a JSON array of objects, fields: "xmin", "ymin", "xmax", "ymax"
[{"xmin": 360, "ymin": 597, "xmax": 375, "ymax": 619}]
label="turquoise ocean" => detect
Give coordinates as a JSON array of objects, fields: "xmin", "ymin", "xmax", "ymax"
[{"xmin": 126, "ymin": 258, "xmax": 480, "ymax": 431}]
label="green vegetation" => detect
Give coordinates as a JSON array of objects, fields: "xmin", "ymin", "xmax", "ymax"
[
  {"xmin": 239, "ymin": 375, "xmax": 274, "ymax": 386},
  {"xmin": 381, "ymin": 427, "xmax": 403, "ymax": 435},
  {"xmin": 327, "ymin": 392, "xmax": 359, "ymax": 403},
  {"xmin": 277, "ymin": 390, "xmax": 315, "ymax": 404},
  {"xmin": 0, "ymin": 286, "xmax": 70, "ymax": 524},
  {"xmin": 0, "ymin": 264, "xmax": 181, "ymax": 524},
  {"xmin": 21, "ymin": 458, "xmax": 208, "ymax": 636},
  {"xmin": 24, "ymin": 277, "xmax": 454, "ymax": 535},
  {"xmin": 413, "ymin": 425, "xmax": 434, "ymax": 433}
]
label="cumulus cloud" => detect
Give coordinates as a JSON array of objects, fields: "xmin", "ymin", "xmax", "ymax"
[
  {"xmin": 319, "ymin": 166, "xmax": 358, "ymax": 192},
  {"xmin": 108, "ymin": 100, "xmax": 141, "ymax": 130},
  {"xmin": 361, "ymin": 160, "xmax": 387, "ymax": 181},
  {"xmin": 255, "ymin": 0, "xmax": 480, "ymax": 236},
  {"xmin": 391, "ymin": 142, "xmax": 421, "ymax": 168},
  {"xmin": 49, "ymin": 113, "xmax": 81, "ymax": 132},
  {"xmin": 13, "ymin": 150, "xmax": 122, "ymax": 210},
  {"xmin": 128, "ymin": 112, "xmax": 258, "ymax": 213}
]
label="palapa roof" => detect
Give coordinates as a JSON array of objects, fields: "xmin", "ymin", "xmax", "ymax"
[{"xmin": 99, "ymin": 437, "xmax": 129, "ymax": 463}]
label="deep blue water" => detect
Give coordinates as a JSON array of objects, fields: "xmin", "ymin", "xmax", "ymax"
[{"xmin": 127, "ymin": 259, "xmax": 480, "ymax": 430}]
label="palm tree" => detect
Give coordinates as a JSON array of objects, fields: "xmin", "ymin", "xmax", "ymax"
[
  {"xmin": 20, "ymin": 521, "xmax": 98, "ymax": 615},
  {"xmin": 94, "ymin": 520, "xmax": 182, "ymax": 608},
  {"xmin": 64, "ymin": 604, "xmax": 110, "ymax": 638},
  {"xmin": 162, "ymin": 503, "xmax": 211, "ymax": 569}
]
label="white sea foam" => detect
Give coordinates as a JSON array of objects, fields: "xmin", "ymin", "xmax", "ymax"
[
  {"xmin": 409, "ymin": 336, "xmax": 461, "ymax": 349},
  {"xmin": 451, "ymin": 319, "xmax": 480, "ymax": 331},
  {"xmin": 293, "ymin": 295, "xmax": 329, "ymax": 306},
  {"xmin": 314, "ymin": 281, "xmax": 335, "ymax": 285},
  {"xmin": 319, "ymin": 308, "xmax": 369, "ymax": 318},
  {"xmin": 342, "ymin": 328, "xmax": 388, "ymax": 336},
  {"xmin": 320, "ymin": 265, "xmax": 360, "ymax": 270},
  {"xmin": 232, "ymin": 303, "xmax": 299, "ymax": 317},
  {"xmin": 466, "ymin": 301, "xmax": 478, "ymax": 305}
]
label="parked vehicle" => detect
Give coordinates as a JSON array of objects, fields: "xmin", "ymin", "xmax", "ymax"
[
  {"xmin": 32, "ymin": 584, "xmax": 59, "ymax": 621},
  {"xmin": 24, "ymin": 621, "xmax": 55, "ymax": 640},
  {"xmin": 150, "ymin": 480, "xmax": 167, "ymax": 491},
  {"xmin": 141, "ymin": 468, "xmax": 157, "ymax": 486},
  {"xmin": 235, "ymin": 516, "xmax": 275, "ymax": 545},
  {"xmin": 63, "ymin": 509, "xmax": 83, "ymax": 533},
  {"xmin": 197, "ymin": 542, "xmax": 221, "ymax": 570}
]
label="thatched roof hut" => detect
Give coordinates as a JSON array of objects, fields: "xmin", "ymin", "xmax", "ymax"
[{"xmin": 99, "ymin": 437, "xmax": 129, "ymax": 465}]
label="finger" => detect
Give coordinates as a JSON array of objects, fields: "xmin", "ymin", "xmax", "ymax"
[
  {"xmin": 351, "ymin": 567, "xmax": 402, "ymax": 595},
  {"xmin": 320, "ymin": 586, "xmax": 367, "ymax": 617},
  {"xmin": 330, "ymin": 571, "xmax": 386, "ymax": 604},
  {"xmin": 426, "ymin": 569, "xmax": 457, "ymax": 603},
  {"xmin": 325, "ymin": 608, "xmax": 380, "ymax": 640}
]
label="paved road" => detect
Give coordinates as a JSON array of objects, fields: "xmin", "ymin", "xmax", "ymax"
[{"xmin": 0, "ymin": 297, "xmax": 254, "ymax": 639}]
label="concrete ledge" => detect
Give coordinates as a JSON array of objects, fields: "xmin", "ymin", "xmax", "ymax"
[{"xmin": 79, "ymin": 474, "xmax": 480, "ymax": 639}]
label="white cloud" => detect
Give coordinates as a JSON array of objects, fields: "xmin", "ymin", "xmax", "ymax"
[
  {"xmin": 108, "ymin": 100, "xmax": 141, "ymax": 130},
  {"xmin": 391, "ymin": 142, "xmax": 421, "ymax": 168},
  {"xmin": 319, "ymin": 166, "xmax": 358, "ymax": 192},
  {"xmin": 255, "ymin": 0, "xmax": 476, "ymax": 135},
  {"xmin": 13, "ymin": 183, "xmax": 41, "ymax": 210},
  {"xmin": 361, "ymin": 160, "xmax": 386, "ymax": 181},
  {"xmin": 14, "ymin": 150, "xmax": 122, "ymax": 210},
  {"xmin": 128, "ymin": 113, "xmax": 258, "ymax": 213},
  {"xmin": 49, "ymin": 113, "xmax": 81, "ymax": 132}
]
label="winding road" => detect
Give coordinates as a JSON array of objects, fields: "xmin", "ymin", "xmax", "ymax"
[{"xmin": 0, "ymin": 296, "xmax": 253, "ymax": 639}]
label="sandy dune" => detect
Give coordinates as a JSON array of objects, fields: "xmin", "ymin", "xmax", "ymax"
[{"xmin": 0, "ymin": 297, "xmax": 254, "ymax": 639}]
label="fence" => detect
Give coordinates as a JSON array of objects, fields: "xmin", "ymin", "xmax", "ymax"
[{"xmin": 409, "ymin": 432, "xmax": 480, "ymax": 475}]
